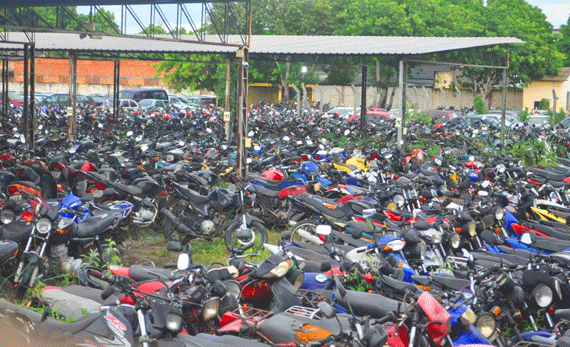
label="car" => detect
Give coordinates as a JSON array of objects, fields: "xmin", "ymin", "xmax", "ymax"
[
  {"xmin": 118, "ymin": 99, "xmax": 139, "ymax": 112},
  {"xmin": 475, "ymin": 113, "xmax": 523, "ymax": 128},
  {"xmin": 427, "ymin": 110, "xmax": 459, "ymax": 123},
  {"xmin": 443, "ymin": 115, "xmax": 501, "ymax": 130},
  {"xmin": 556, "ymin": 117, "xmax": 570, "ymax": 130},
  {"xmin": 324, "ymin": 107, "xmax": 356, "ymax": 119},
  {"xmin": 188, "ymin": 95, "xmax": 217, "ymax": 107},
  {"xmin": 38, "ymin": 93, "xmax": 99, "ymax": 109},
  {"xmin": 0, "ymin": 92, "xmax": 24, "ymax": 106},
  {"xmin": 138, "ymin": 99, "xmax": 171, "ymax": 111},
  {"xmin": 169, "ymin": 95, "xmax": 192, "ymax": 109},
  {"xmin": 119, "ymin": 89, "xmax": 169, "ymax": 103}
]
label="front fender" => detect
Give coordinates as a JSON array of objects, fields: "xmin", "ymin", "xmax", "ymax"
[{"xmin": 244, "ymin": 213, "xmax": 264, "ymax": 226}]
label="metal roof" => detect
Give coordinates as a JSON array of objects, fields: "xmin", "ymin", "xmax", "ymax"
[
  {"xmin": 0, "ymin": 32, "xmax": 523, "ymax": 57},
  {"xmin": 2, "ymin": 0, "xmax": 241, "ymax": 7}
]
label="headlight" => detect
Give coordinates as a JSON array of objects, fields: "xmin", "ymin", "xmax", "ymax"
[
  {"xmin": 494, "ymin": 207, "xmax": 505, "ymax": 221},
  {"xmin": 450, "ymin": 233, "xmax": 460, "ymax": 249},
  {"xmin": 384, "ymin": 239, "xmax": 405, "ymax": 252},
  {"xmin": 533, "ymin": 284, "xmax": 553, "ymax": 308},
  {"xmin": 393, "ymin": 194, "xmax": 405, "ymax": 208},
  {"xmin": 223, "ymin": 280, "xmax": 241, "ymax": 299},
  {"xmin": 475, "ymin": 313, "xmax": 496, "ymax": 338},
  {"xmin": 462, "ymin": 221, "xmax": 476, "ymax": 237},
  {"xmin": 264, "ymin": 259, "xmax": 291, "ymax": 279},
  {"xmin": 36, "ymin": 217, "xmax": 52, "ymax": 234},
  {"xmin": 0, "ymin": 210, "xmax": 15, "ymax": 224},
  {"xmin": 460, "ymin": 307, "xmax": 477, "ymax": 326},
  {"xmin": 202, "ymin": 297, "xmax": 220, "ymax": 321},
  {"xmin": 166, "ymin": 312, "xmax": 183, "ymax": 332}
]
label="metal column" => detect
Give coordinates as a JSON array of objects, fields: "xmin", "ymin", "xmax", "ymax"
[
  {"xmin": 236, "ymin": 48, "xmax": 248, "ymax": 178},
  {"xmin": 113, "ymin": 59, "xmax": 120, "ymax": 118},
  {"xmin": 360, "ymin": 65, "xmax": 367, "ymax": 131},
  {"xmin": 1, "ymin": 58, "xmax": 8, "ymax": 119},
  {"xmin": 23, "ymin": 44, "xmax": 29, "ymax": 149},
  {"xmin": 397, "ymin": 60, "xmax": 406, "ymax": 148},
  {"xmin": 68, "ymin": 54, "xmax": 77, "ymax": 141},
  {"xmin": 225, "ymin": 56, "xmax": 231, "ymax": 140},
  {"xmin": 500, "ymin": 68, "xmax": 508, "ymax": 149},
  {"xmin": 28, "ymin": 44, "xmax": 35, "ymax": 152}
]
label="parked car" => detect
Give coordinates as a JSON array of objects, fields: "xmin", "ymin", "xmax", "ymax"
[
  {"xmin": 188, "ymin": 94, "xmax": 217, "ymax": 107},
  {"xmin": 323, "ymin": 107, "xmax": 357, "ymax": 119},
  {"xmin": 0, "ymin": 92, "xmax": 24, "ymax": 106},
  {"xmin": 475, "ymin": 113, "xmax": 523, "ymax": 128},
  {"xmin": 38, "ymin": 93, "xmax": 99, "ymax": 109},
  {"xmin": 443, "ymin": 115, "xmax": 501, "ymax": 130},
  {"xmin": 138, "ymin": 99, "xmax": 170, "ymax": 111},
  {"xmin": 427, "ymin": 109, "xmax": 459, "ymax": 123},
  {"xmin": 119, "ymin": 88, "xmax": 168, "ymax": 103},
  {"xmin": 118, "ymin": 99, "xmax": 139, "ymax": 112},
  {"xmin": 555, "ymin": 117, "xmax": 570, "ymax": 130}
]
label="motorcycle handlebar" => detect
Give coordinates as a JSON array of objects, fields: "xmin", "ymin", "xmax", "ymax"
[
  {"xmin": 163, "ymin": 263, "xmax": 177, "ymax": 269},
  {"xmin": 87, "ymin": 269, "xmax": 113, "ymax": 283}
]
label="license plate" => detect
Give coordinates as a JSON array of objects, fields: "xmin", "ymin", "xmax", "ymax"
[
  {"xmin": 9, "ymin": 194, "xmax": 21, "ymax": 201},
  {"xmin": 228, "ymin": 184, "xmax": 237, "ymax": 193},
  {"xmin": 52, "ymin": 171, "xmax": 61, "ymax": 179}
]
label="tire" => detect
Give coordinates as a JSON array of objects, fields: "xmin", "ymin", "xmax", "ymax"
[
  {"xmin": 15, "ymin": 264, "xmax": 36, "ymax": 299},
  {"xmin": 289, "ymin": 220, "xmax": 323, "ymax": 244},
  {"xmin": 224, "ymin": 220, "xmax": 268, "ymax": 254},
  {"xmin": 0, "ymin": 276, "xmax": 13, "ymax": 300}
]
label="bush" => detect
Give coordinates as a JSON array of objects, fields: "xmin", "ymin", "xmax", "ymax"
[
  {"xmin": 473, "ymin": 95, "xmax": 488, "ymax": 114},
  {"xmin": 520, "ymin": 107, "xmax": 529, "ymax": 122},
  {"xmin": 555, "ymin": 108, "xmax": 565, "ymax": 124},
  {"xmin": 539, "ymin": 98, "xmax": 550, "ymax": 110}
]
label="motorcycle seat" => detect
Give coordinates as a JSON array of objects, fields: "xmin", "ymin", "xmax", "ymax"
[
  {"xmin": 0, "ymin": 240, "xmax": 18, "ymax": 263},
  {"xmin": 556, "ymin": 309, "xmax": 570, "ymax": 323},
  {"xmin": 297, "ymin": 194, "xmax": 352, "ymax": 219},
  {"xmin": 532, "ymin": 167, "xmax": 569, "ymax": 182},
  {"xmin": 525, "ymin": 221, "xmax": 570, "ymax": 241},
  {"xmin": 171, "ymin": 181, "xmax": 209, "ymax": 203},
  {"xmin": 1, "ymin": 219, "xmax": 34, "ymax": 243},
  {"xmin": 411, "ymin": 275, "xmax": 430, "ymax": 286},
  {"xmin": 109, "ymin": 181, "xmax": 144, "ymax": 196},
  {"xmin": 533, "ymin": 236, "xmax": 570, "ymax": 253},
  {"xmin": 382, "ymin": 275, "xmax": 422, "ymax": 294},
  {"xmin": 129, "ymin": 264, "xmax": 173, "ymax": 282},
  {"xmin": 321, "ymin": 289, "xmax": 400, "ymax": 319},
  {"xmin": 429, "ymin": 275, "xmax": 470, "ymax": 291},
  {"xmin": 76, "ymin": 213, "xmax": 116, "ymax": 238},
  {"xmin": 250, "ymin": 184, "xmax": 279, "ymax": 198}
]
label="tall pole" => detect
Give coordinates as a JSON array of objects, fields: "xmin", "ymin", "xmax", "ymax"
[
  {"xmin": 113, "ymin": 59, "xmax": 120, "ymax": 118},
  {"xmin": 360, "ymin": 65, "xmax": 368, "ymax": 131},
  {"xmin": 2, "ymin": 58, "xmax": 8, "ymax": 119},
  {"xmin": 500, "ymin": 68, "xmax": 507, "ymax": 149},
  {"xmin": 29, "ymin": 43, "xmax": 35, "ymax": 152},
  {"xmin": 397, "ymin": 59, "xmax": 406, "ymax": 148},
  {"xmin": 225, "ymin": 56, "xmax": 231, "ymax": 140},
  {"xmin": 236, "ymin": 47, "xmax": 248, "ymax": 178},
  {"xmin": 23, "ymin": 44, "xmax": 29, "ymax": 150},
  {"xmin": 69, "ymin": 53, "xmax": 77, "ymax": 141}
]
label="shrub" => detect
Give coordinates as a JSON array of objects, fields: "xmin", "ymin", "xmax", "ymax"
[{"xmin": 473, "ymin": 95, "xmax": 488, "ymax": 114}]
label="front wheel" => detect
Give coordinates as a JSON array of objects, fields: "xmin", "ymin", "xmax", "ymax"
[
  {"xmin": 289, "ymin": 220, "xmax": 322, "ymax": 244},
  {"xmin": 224, "ymin": 220, "xmax": 268, "ymax": 254}
]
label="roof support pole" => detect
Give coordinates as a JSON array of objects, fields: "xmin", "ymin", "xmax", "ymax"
[
  {"xmin": 360, "ymin": 64, "xmax": 367, "ymax": 131},
  {"xmin": 225, "ymin": 55, "xmax": 231, "ymax": 140},
  {"xmin": 23, "ymin": 43, "xmax": 29, "ymax": 150},
  {"xmin": 292, "ymin": 83, "xmax": 300, "ymax": 117},
  {"xmin": 68, "ymin": 53, "xmax": 77, "ymax": 141},
  {"xmin": 28, "ymin": 43, "xmax": 35, "ymax": 152},
  {"xmin": 397, "ymin": 59, "xmax": 406, "ymax": 148},
  {"xmin": 500, "ymin": 68, "xmax": 507, "ymax": 149},
  {"xmin": 2, "ymin": 58, "xmax": 8, "ymax": 120},
  {"xmin": 113, "ymin": 59, "xmax": 120, "ymax": 119},
  {"xmin": 236, "ymin": 47, "xmax": 248, "ymax": 178}
]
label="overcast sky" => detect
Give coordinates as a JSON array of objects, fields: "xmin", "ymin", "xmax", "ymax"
[{"xmin": 78, "ymin": 0, "xmax": 570, "ymax": 34}]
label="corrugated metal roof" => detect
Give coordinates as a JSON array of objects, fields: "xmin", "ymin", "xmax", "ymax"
[
  {"xmin": 0, "ymin": 32, "xmax": 523, "ymax": 56},
  {"xmin": 540, "ymin": 67, "xmax": 570, "ymax": 82},
  {"xmin": 3, "ymin": 0, "xmax": 237, "ymax": 7}
]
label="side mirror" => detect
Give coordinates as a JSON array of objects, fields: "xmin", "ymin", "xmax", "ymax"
[
  {"xmin": 167, "ymin": 242, "xmax": 183, "ymax": 252},
  {"xmin": 520, "ymin": 232, "xmax": 533, "ymax": 245},
  {"xmin": 177, "ymin": 253, "xmax": 190, "ymax": 271},
  {"xmin": 320, "ymin": 261, "xmax": 332, "ymax": 272},
  {"xmin": 351, "ymin": 229, "xmax": 363, "ymax": 240},
  {"xmin": 316, "ymin": 225, "xmax": 332, "ymax": 236},
  {"xmin": 318, "ymin": 301, "xmax": 337, "ymax": 319}
]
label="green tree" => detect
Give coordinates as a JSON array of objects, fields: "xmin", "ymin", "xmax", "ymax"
[
  {"xmin": 473, "ymin": 95, "xmax": 488, "ymax": 114},
  {"xmin": 559, "ymin": 16, "xmax": 570, "ymax": 66}
]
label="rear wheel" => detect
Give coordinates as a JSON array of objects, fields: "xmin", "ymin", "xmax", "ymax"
[
  {"xmin": 224, "ymin": 220, "xmax": 268, "ymax": 254},
  {"xmin": 289, "ymin": 220, "xmax": 323, "ymax": 244},
  {"xmin": 162, "ymin": 205, "xmax": 192, "ymax": 244}
]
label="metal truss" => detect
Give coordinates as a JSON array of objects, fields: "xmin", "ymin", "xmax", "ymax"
[{"xmin": 0, "ymin": 1, "xmax": 251, "ymax": 47}]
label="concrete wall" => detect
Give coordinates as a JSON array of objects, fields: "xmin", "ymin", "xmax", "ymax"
[
  {"xmin": 523, "ymin": 80, "xmax": 570, "ymax": 112},
  {"xmin": 311, "ymin": 84, "xmax": 524, "ymax": 111}
]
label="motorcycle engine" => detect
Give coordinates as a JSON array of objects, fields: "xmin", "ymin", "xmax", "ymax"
[
  {"xmin": 133, "ymin": 208, "xmax": 155, "ymax": 223},
  {"xmin": 201, "ymin": 220, "xmax": 215, "ymax": 235},
  {"xmin": 50, "ymin": 244, "xmax": 82, "ymax": 274}
]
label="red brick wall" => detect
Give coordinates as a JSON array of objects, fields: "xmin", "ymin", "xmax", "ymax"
[{"xmin": 10, "ymin": 58, "xmax": 167, "ymax": 87}]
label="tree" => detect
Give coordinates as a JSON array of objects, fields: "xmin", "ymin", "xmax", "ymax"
[{"xmin": 559, "ymin": 15, "xmax": 570, "ymax": 67}]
